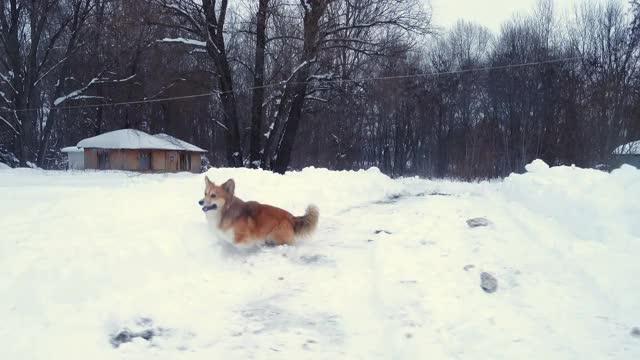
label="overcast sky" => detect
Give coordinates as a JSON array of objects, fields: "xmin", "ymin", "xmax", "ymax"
[{"xmin": 430, "ymin": 0, "xmax": 629, "ymax": 33}]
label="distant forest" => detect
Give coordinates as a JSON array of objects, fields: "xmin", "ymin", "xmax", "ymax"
[{"xmin": 1, "ymin": 0, "xmax": 639, "ymax": 179}]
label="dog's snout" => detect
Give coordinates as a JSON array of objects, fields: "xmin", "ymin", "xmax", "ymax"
[{"xmin": 198, "ymin": 199, "xmax": 204, "ymax": 206}]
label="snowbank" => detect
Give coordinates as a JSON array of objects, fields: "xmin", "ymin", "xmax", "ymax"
[
  {"xmin": 503, "ymin": 160, "xmax": 640, "ymax": 240},
  {"xmin": 0, "ymin": 162, "xmax": 10, "ymax": 169},
  {"xmin": 0, "ymin": 162, "xmax": 638, "ymax": 360},
  {"xmin": 204, "ymin": 166, "xmax": 405, "ymax": 214}
]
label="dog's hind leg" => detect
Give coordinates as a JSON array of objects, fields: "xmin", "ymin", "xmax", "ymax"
[{"xmin": 267, "ymin": 221, "xmax": 295, "ymax": 246}]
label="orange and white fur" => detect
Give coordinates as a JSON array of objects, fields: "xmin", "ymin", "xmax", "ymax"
[{"xmin": 199, "ymin": 176, "xmax": 319, "ymax": 247}]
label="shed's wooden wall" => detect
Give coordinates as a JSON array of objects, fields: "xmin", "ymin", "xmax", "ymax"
[
  {"xmin": 191, "ymin": 153, "xmax": 201, "ymax": 172},
  {"xmin": 109, "ymin": 150, "xmax": 125, "ymax": 169},
  {"xmin": 85, "ymin": 149, "xmax": 98, "ymax": 169},
  {"xmin": 82, "ymin": 149, "xmax": 201, "ymax": 173},
  {"xmin": 102, "ymin": 150, "xmax": 139, "ymax": 170},
  {"xmin": 167, "ymin": 151, "xmax": 178, "ymax": 172},
  {"xmin": 124, "ymin": 150, "xmax": 139, "ymax": 170},
  {"xmin": 151, "ymin": 150, "xmax": 166, "ymax": 171}
]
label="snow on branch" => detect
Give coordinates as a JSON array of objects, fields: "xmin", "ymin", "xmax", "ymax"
[
  {"xmin": 54, "ymin": 78, "xmax": 98, "ymax": 106},
  {"xmin": 155, "ymin": 37, "xmax": 206, "ymax": 48},
  {"xmin": 144, "ymin": 78, "xmax": 186, "ymax": 100},
  {"xmin": 34, "ymin": 56, "xmax": 68, "ymax": 86},
  {"xmin": 103, "ymin": 74, "xmax": 137, "ymax": 83},
  {"xmin": 0, "ymin": 72, "xmax": 17, "ymax": 94},
  {"xmin": 292, "ymin": 59, "xmax": 312, "ymax": 75},
  {"xmin": 308, "ymin": 73, "xmax": 335, "ymax": 81},
  {"xmin": 305, "ymin": 95, "xmax": 328, "ymax": 103},
  {"xmin": 280, "ymin": 58, "xmax": 317, "ymax": 87},
  {"xmin": 215, "ymin": 121, "xmax": 229, "ymax": 131},
  {"xmin": 69, "ymin": 95, "xmax": 105, "ymax": 101},
  {"xmin": 53, "ymin": 75, "xmax": 136, "ymax": 106},
  {"xmin": 0, "ymin": 91, "xmax": 12, "ymax": 106},
  {"xmin": 0, "ymin": 114, "xmax": 19, "ymax": 135}
]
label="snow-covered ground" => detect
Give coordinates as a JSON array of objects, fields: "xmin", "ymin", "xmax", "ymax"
[{"xmin": 1, "ymin": 161, "xmax": 639, "ymax": 359}]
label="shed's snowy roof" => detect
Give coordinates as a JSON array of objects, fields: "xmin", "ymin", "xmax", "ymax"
[
  {"xmin": 61, "ymin": 146, "xmax": 84, "ymax": 153},
  {"xmin": 154, "ymin": 133, "xmax": 206, "ymax": 153},
  {"xmin": 612, "ymin": 140, "xmax": 640, "ymax": 155},
  {"xmin": 76, "ymin": 129, "xmax": 205, "ymax": 152}
]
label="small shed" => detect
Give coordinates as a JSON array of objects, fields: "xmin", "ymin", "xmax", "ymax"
[
  {"xmin": 74, "ymin": 129, "xmax": 206, "ymax": 173},
  {"xmin": 611, "ymin": 140, "xmax": 640, "ymax": 168},
  {"xmin": 61, "ymin": 146, "xmax": 85, "ymax": 170}
]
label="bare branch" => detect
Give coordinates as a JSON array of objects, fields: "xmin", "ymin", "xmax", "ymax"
[{"xmin": 0, "ymin": 113, "xmax": 19, "ymax": 135}]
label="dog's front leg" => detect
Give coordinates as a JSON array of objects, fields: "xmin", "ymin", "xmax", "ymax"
[{"xmin": 233, "ymin": 231, "xmax": 250, "ymax": 247}]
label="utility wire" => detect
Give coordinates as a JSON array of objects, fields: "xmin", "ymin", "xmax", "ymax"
[{"xmin": 0, "ymin": 55, "xmax": 584, "ymax": 114}]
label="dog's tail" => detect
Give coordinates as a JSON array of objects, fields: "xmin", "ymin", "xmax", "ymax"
[{"xmin": 293, "ymin": 205, "xmax": 319, "ymax": 237}]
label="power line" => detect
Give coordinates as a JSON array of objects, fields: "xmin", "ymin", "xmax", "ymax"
[{"xmin": 1, "ymin": 55, "xmax": 584, "ymax": 114}]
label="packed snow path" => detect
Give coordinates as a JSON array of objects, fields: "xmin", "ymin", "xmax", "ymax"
[{"xmin": 1, "ymin": 162, "xmax": 639, "ymax": 359}]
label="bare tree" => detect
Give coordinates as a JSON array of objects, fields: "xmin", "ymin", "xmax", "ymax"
[
  {"xmin": 2, "ymin": 0, "xmax": 638, "ymax": 179},
  {"xmin": 154, "ymin": 0, "xmax": 243, "ymax": 166},
  {"xmin": 264, "ymin": 0, "xmax": 432, "ymax": 173},
  {"xmin": 0, "ymin": 0, "xmax": 101, "ymax": 166},
  {"xmin": 35, "ymin": 0, "xmax": 93, "ymax": 166},
  {"xmin": 248, "ymin": 0, "xmax": 270, "ymax": 168}
]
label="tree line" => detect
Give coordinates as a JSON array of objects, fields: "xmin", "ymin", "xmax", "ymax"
[{"xmin": 0, "ymin": 0, "xmax": 638, "ymax": 179}]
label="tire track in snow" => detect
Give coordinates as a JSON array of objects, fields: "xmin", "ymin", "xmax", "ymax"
[
  {"xmin": 340, "ymin": 191, "xmax": 461, "ymax": 359},
  {"xmin": 366, "ymin": 230, "xmax": 395, "ymax": 359}
]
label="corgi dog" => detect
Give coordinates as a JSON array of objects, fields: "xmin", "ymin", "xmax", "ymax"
[{"xmin": 199, "ymin": 176, "xmax": 319, "ymax": 247}]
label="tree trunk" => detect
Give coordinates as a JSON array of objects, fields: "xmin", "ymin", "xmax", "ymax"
[
  {"xmin": 271, "ymin": 77, "xmax": 308, "ymax": 173},
  {"xmin": 203, "ymin": 0, "xmax": 242, "ymax": 167},
  {"xmin": 249, "ymin": 0, "xmax": 269, "ymax": 168},
  {"xmin": 271, "ymin": 0, "xmax": 328, "ymax": 174},
  {"xmin": 212, "ymin": 51, "xmax": 243, "ymax": 167},
  {"xmin": 94, "ymin": 0, "xmax": 105, "ymax": 136},
  {"xmin": 37, "ymin": 19, "xmax": 84, "ymax": 166},
  {"xmin": 2, "ymin": 0, "xmax": 26, "ymax": 165}
]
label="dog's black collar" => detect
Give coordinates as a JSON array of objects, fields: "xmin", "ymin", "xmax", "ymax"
[{"xmin": 202, "ymin": 204, "xmax": 218, "ymax": 212}]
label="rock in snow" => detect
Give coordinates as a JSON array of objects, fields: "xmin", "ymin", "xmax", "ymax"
[
  {"xmin": 463, "ymin": 264, "xmax": 475, "ymax": 271},
  {"xmin": 466, "ymin": 217, "xmax": 491, "ymax": 228},
  {"xmin": 374, "ymin": 229, "xmax": 392, "ymax": 234},
  {"xmin": 631, "ymin": 327, "xmax": 640, "ymax": 338},
  {"xmin": 480, "ymin": 272, "xmax": 498, "ymax": 293}
]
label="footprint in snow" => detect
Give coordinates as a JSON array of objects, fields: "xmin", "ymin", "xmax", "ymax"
[
  {"xmin": 238, "ymin": 302, "xmax": 343, "ymax": 344},
  {"xmin": 108, "ymin": 317, "xmax": 193, "ymax": 350},
  {"xmin": 292, "ymin": 254, "xmax": 334, "ymax": 266}
]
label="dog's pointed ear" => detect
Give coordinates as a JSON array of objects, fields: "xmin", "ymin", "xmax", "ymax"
[
  {"xmin": 222, "ymin": 178, "xmax": 235, "ymax": 196},
  {"xmin": 204, "ymin": 176, "xmax": 213, "ymax": 186}
]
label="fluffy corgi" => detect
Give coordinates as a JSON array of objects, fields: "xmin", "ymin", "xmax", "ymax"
[{"xmin": 199, "ymin": 176, "xmax": 319, "ymax": 247}]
